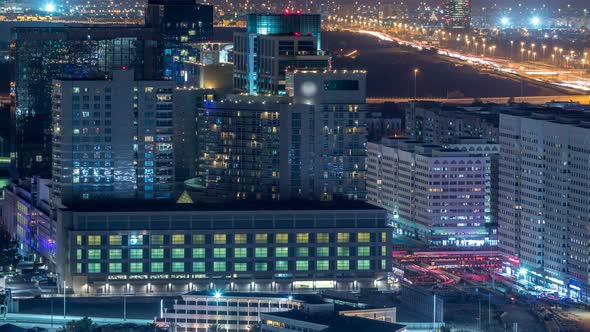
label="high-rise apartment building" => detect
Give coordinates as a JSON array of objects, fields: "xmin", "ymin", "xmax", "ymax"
[
  {"xmin": 233, "ymin": 13, "xmax": 330, "ymax": 95},
  {"xmin": 367, "ymin": 138, "xmax": 493, "ymax": 247},
  {"xmin": 146, "ymin": 0, "xmax": 214, "ymax": 85},
  {"xmin": 499, "ymin": 111, "xmax": 590, "ymax": 302},
  {"xmin": 405, "ymin": 102, "xmax": 499, "ymax": 144},
  {"xmin": 443, "ymin": 0, "xmax": 471, "ymax": 31},
  {"xmin": 52, "ymin": 70, "xmax": 174, "ymax": 205},
  {"xmin": 11, "ymin": 26, "xmax": 162, "ymax": 177},
  {"xmin": 198, "ymin": 70, "xmax": 367, "ymax": 202}
]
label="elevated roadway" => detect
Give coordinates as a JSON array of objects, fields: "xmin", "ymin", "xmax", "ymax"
[{"xmin": 367, "ymin": 94, "xmax": 590, "ymax": 105}]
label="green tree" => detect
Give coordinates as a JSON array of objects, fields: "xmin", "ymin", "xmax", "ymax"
[
  {"xmin": 60, "ymin": 317, "xmax": 96, "ymax": 332},
  {"xmin": 0, "ymin": 227, "xmax": 21, "ymax": 269}
]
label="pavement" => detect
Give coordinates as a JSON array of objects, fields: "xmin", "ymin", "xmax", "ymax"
[{"xmin": 1, "ymin": 313, "xmax": 152, "ymax": 332}]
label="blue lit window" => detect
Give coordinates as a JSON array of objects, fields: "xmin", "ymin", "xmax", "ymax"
[
  {"xmin": 144, "ymin": 193, "xmax": 153, "ymax": 199},
  {"xmin": 145, "ymin": 185, "xmax": 153, "ymax": 191},
  {"xmin": 145, "ymin": 161, "xmax": 154, "ymax": 167},
  {"xmin": 145, "ymin": 153, "xmax": 153, "ymax": 159},
  {"xmin": 145, "ymin": 169, "xmax": 153, "ymax": 175},
  {"xmin": 145, "ymin": 177, "xmax": 154, "ymax": 183}
]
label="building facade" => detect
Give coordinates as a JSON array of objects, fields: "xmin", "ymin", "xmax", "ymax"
[
  {"xmin": 56, "ymin": 201, "xmax": 392, "ymax": 294},
  {"xmin": 198, "ymin": 70, "xmax": 367, "ymax": 202},
  {"xmin": 367, "ymin": 139, "xmax": 492, "ymax": 247},
  {"xmin": 52, "ymin": 70, "xmax": 174, "ymax": 205},
  {"xmin": 233, "ymin": 13, "xmax": 329, "ymax": 95},
  {"xmin": 11, "ymin": 26, "xmax": 161, "ymax": 177},
  {"xmin": 404, "ymin": 102, "xmax": 499, "ymax": 144},
  {"xmin": 146, "ymin": 0, "xmax": 214, "ymax": 85},
  {"xmin": 161, "ymin": 292, "xmax": 303, "ymax": 332},
  {"xmin": 498, "ymin": 111, "xmax": 590, "ymax": 302}
]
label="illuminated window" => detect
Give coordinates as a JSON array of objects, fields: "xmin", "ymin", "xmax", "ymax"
[
  {"xmin": 76, "ymin": 235, "xmax": 82, "ymax": 245},
  {"xmin": 234, "ymin": 263, "xmax": 248, "ymax": 272},
  {"xmin": 276, "ymin": 233, "xmax": 289, "ymax": 243},
  {"xmin": 337, "ymin": 260, "xmax": 350, "ymax": 270},
  {"xmin": 214, "ymin": 248, "xmax": 226, "ymax": 258},
  {"xmin": 172, "ymin": 248, "xmax": 185, "ymax": 259},
  {"xmin": 151, "ymin": 262, "xmax": 164, "ymax": 273},
  {"xmin": 109, "ymin": 235, "xmax": 122, "ymax": 245},
  {"xmin": 88, "ymin": 235, "xmax": 101, "ymax": 246},
  {"xmin": 317, "ymin": 247, "xmax": 329, "ymax": 257},
  {"xmin": 358, "ymin": 246, "xmax": 370, "ymax": 257},
  {"xmin": 255, "ymin": 234, "xmax": 268, "ymax": 244},
  {"xmin": 213, "ymin": 261, "xmax": 226, "ymax": 272},
  {"xmin": 192, "ymin": 234, "xmax": 205, "ymax": 244},
  {"xmin": 337, "ymin": 233, "xmax": 350, "ymax": 243},
  {"xmin": 130, "ymin": 262, "xmax": 143, "ymax": 273},
  {"xmin": 172, "ymin": 234, "xmax": 185, "ymax": 245},
  {"xmin": 337, "ymin": 247, "xmax": 350, "ymax": 256},
  {"xmin": 296, "ymin": 261, "xmax": 308, "ymax": 271},
  {"xmin": 358, "ymin": 260, "xmax": 370, "ymax": 270},
  {"xmin": 296, "ymin": 233, "xmax": 309, "ymax": 244},
  {"xmin": 130, "ymin": 249, "xmax": 143, "ymax": 259},
  {"xmin": 172, "ymin": 262, "xmax": 184, "ymax": 272},
  {"xmin": 276, "ymin": 247, "xmax": 289, "ymax": 257},
  {"xmin": 88, "ymin": 249, "xmax": 101, "ymax": 260},
  {"xmin": 193, "ymin": 262, "xmax": 205, "ymax": 272},
  {"xmin": 255, "ymin": 248, "xmax": 268, "ymax": 258},
  {"xmin": 129, "ymin": 235, "xmax": 143, "ymax": 245},
  {"xmin": 109, "ymin": 249, "xmax": 122, "ymax": 259},
  {"xmin": 109, "ymin": 263, "xmax": 122, "ymax": 273},
  {"xmin": 234, "ymin": 248, "xmax": 248, "ymax": 258},
  {"xmin": 357, "ymin": 232, "xmax": 370, "ymax": 243},
  {"xmin": 276, "ymin": 261, "xmax": 288, "ymax": 271},
  {"xmin": 88, "ymin": 263, "xmax": 101, "ymax": 273},
  {"xmin": 151, "ymin": 248, "xmax": 164, "ymax": 259},
  {"xmin": 76, "ymin": 249, "xmax": 83, "ymax": 260},
  {"xmin": 381, "ymin": 259, "xmax": 387, "ymax": 270},
  {"xmin": 193, "ymin": 248, "xmax": 205, "ymax": 259},
  {"xmin": 76, "ymin": 263, "xmax": 82, "ymax": 273},
  {"xmin": 316, "ymin": 260, "xmax": 330, "ymax": 271},
  {"xmin": 151, "ymin": 235, "xmax": 164, "ymax": 245},
  {"xmin": 214, "ymin": 234, "xmax": 226, "ymax": 244},
  {"xmin": 381, "ymin": 232, "xmax": 387, "ymax": 242},
  {"xmin": 255, "ymin": 262, "xmax": 268, "ymax": 271},
  {"xmin": 316, "ymin": 233, "xmax": 330, "ymax": 243},
  {"xmin": 381, "ymin": 246, "xmax": 387, "ymax": 256},
  {"xmin": 296, "ymin": 248, "xmax": 308, "ymax": 257},
  {"xmin": 234, "ymin": 234, "xmax": 247, "ymax": 244}
]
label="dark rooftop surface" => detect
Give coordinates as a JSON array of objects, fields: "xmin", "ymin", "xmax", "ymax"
[
  {"xmin": 182, "ymin": 291, "xmax": 325, "ymax": 304},
  {"xmin": 265, "ymin": 310, "xmax": 406, "ymax": 332},
  {"xmin": 63, "ymin": 199, "xmax": 384, "ymax": 213}
]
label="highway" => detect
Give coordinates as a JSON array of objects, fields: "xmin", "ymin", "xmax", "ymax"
[
  {"xmin": 347, "ymin": 28, "xmax": 590, "ymax": 95},
  {"xmin": 367, "ymin": 94, "xmax": 590, "ymax": 104}
]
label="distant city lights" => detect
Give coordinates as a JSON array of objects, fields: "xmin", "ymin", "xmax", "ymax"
[
  {"xmin": 44, "ymin": 3, "xmax": 55, "ymax": 13},
  {"xmin": 531, "ymin": 16, "xmax": 541, "ymax": 27},
  {"xmin": 500, "ymin": 17, "xmax": 510, "ymax": 26}
]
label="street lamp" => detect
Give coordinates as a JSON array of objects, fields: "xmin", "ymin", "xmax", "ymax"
[
  {"xmin": 413, "ymin": 68, "xmax": 419, "ymax": 99},
  {"xmin": 510, "ymin": 40, "xmax": 514, "ymax": 59}
]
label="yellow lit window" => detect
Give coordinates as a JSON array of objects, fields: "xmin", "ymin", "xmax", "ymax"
[
  {"xmin": 316, "ymin": 233, "xmax": 330, "ymax": 243},
  {"xmin": 381, "ymin": 232, "xmax": 387, "ymax": 242},
  {"xmin": 357, "ymin": 232, "xmax": 370, "ymax": 243},
  {"xmin": 337, "ymin": 233, "xmax": 350, "ymax": 243},
  {"xmin": 172, "ymin": 234, "xmax": 185, "ymax": 245},
  {"xmin": 296, "ymin": 233, "xmax": 309, "ymax": 244},
  {"xmin": 151, "ymin": 235, "xmax": 164, "ymax": 245},
  {"xmin": 234, "ymin": 234, "xmax": 247, "ymax": 244},
  {"xmin": 88, "ymin": 235, "xmax": 101, "ymax": 246},
  {"xmin": 109, "ymin": 235, "xmax": 121, "ymax": 246},
  {"xmin": 255, "ymin": 234, "xmax": 268, "ymax": 244},
  {"xmin": 214, "ymin": 234, "xmax": 226, "ymax": 245},
  {"xmin": 76, "ymin": 235, "xmax": 82, "ymax": 245},
  {"xmin": 275, "ymin": 233, "xmax": 289, "ymax": 244},
  {"xmin": 192, "ymin": 234, "xmax": 205, "ymax": 244}
]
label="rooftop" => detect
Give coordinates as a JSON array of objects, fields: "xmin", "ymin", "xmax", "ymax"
[
  {"xmin": 264, "ymin": 310, "xmax": 406, "ymax": 332},
  {"xmin": 62, "ymin": 199, "xmax": 384, "ymax": 213},
  {"xmin": 181, "ymin": 291, "xmax": 325, "ymax": 304}
]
